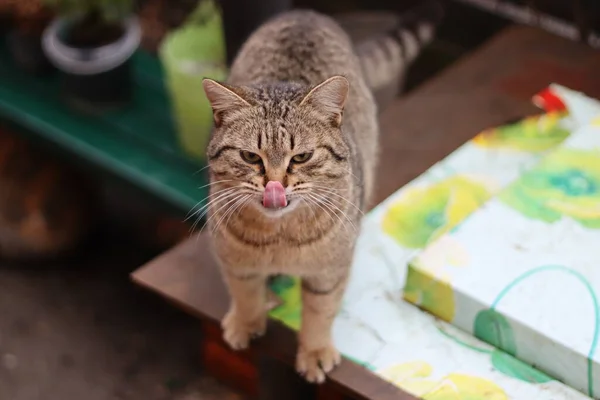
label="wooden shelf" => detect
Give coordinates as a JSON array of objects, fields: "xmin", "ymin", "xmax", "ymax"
[{"xmin": 0, "ymin": 43, "xmax": 208, "ymax": 213}]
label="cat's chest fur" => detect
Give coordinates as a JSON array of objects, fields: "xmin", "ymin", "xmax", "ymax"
[
  {"xmin": 211, "ymin": 206, "xmax": 357, "ymax": 276},
  {"xmin": 212, "ymin": 230, "xmax": 354, "ymax": 276}
]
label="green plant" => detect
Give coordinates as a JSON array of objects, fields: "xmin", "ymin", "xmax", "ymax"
[{"xmin": 43, "ymin": 0, "xmax": 134, "ymax": 22}]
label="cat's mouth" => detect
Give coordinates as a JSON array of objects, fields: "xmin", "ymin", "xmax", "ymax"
[
  {"xmin": 262, "ymin": 181, "xmax": 289, "ymax": 210},
  {"xmin": 258, "ymin": 195, "xmax": 299, "ymax": 217},
  {"xmin": 260, "ymin": 197, "xmax": 291, "ymax": 210}
]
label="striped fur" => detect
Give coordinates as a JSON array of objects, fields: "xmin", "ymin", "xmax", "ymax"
[{"xmin": 357, "ymin": 0, "xmax": 444, "ymax": 91}]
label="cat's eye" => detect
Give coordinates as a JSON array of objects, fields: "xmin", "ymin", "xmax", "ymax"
[
  {"xmin": 291, "ymin": 152, "xmax": 313, "ymax": 164},
  {"xmin": 240, "ymin": 150, "xmax": 262, "ymax": 164}
]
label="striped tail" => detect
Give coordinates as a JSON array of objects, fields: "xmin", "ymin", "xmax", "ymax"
[{"xmin": 357, "ymin": 0, "xmax": 444, "ymax": 92}]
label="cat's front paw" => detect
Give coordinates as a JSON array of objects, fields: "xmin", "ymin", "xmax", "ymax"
[
  {"xmin": 296, "ymin": 344, "xmax": 341, "ymax": 384},
  {"xmin": 221, "ymin": 308, "xmax": 266, "ymax": 350}
]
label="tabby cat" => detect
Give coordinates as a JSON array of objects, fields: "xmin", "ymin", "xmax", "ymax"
[
  {"xmin": 202, "ymin": 2, "xmax": 442, "ymax": 383},
  {"xmin": 0, "ymin": 126, "xmax": 93, "ymax": 260}
]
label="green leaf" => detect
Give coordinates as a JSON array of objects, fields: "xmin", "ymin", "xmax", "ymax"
[
  {"xmin": 473, "ymin": 309, "xmax": 517, "ymax": 356},
  {"xmin": 491, "ymin": 350, "xmax": 553, "ymax": 383}
]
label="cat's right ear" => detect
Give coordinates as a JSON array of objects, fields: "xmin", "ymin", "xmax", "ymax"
[
  {"xmin": 202, "ymin": 79, "xmax": 251, "ymax": 127},
  {"xmin": 300, "ymin": 76, "xmax": 349, "ymax": 128}
]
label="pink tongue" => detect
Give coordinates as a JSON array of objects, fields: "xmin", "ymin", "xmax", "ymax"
[{"xmin": 263, "ymin": 181, "xmax": 288, "ymax": 209}]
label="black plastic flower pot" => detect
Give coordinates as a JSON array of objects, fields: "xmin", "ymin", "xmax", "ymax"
[
  {"xmin": 6, "ymin": 28, "xmax": 55, "ymax": 76},
  {"xmin": 61, "ymin": 60, "xmax": 132, "ymax": 111},
  {"xmin": 42, "ymin": 16, "xmax": 141, "ymax": 112}
]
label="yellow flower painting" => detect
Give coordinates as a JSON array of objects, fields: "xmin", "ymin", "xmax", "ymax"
[
  {"xmin": 382, "ymin": 176, "xmax": 491, "ymax": 249},
  {"xmin": 472, "ymin": 112, "xmax": 569, "ymax": 152},
  {"xmin": 378, "ymin": 361, "xmax": 508, "ymax": 400}
]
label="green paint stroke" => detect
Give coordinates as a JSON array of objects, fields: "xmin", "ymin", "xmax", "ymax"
[
  {"xmin": 473, "ymin": 310, "xmax": 517, "ymax": 356},
  {"xmin": 490, "ymin": 351, "xmax": 553, "ymax": 383},
  {"xmin": 269, "ymin": 275, "xmax": 296, "ymax": 294},
  {"xmin": 437, "ymin": 324, "xmax": 555, "ymax": 384},
  {"xmin": 499, "ymin": 148, "xmax": 600, "ymax": 228},
  {"xmin": 490, "ymin": 265, "xmax": 600, "ymax": 396},
  {"xmin": 268, "ymin": 275, "xmax": 301, "ymax": 331}
]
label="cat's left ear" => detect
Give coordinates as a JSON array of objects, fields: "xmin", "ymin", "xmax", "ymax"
[
  {"xmin": 202, "ymin": 79, "xmax": 251, "ymax": 127},
  {"xmin": 300, "ymin": 76, "xmax": 349, "ymax": 127}
]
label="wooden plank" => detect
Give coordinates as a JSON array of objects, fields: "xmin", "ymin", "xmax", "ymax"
[{"xmin": 132, "ymin": 25, "xmax": 600, "ymax": 399}]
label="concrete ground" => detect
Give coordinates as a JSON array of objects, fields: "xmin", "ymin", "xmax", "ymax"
[{"xmin": 0, "ymin": 232, "xmax": 243, "ymax": 400}]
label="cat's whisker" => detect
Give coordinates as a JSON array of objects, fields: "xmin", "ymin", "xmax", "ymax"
[
  {"xmin": 309, "ymin": 193, "xmax": 357, "ymax": 233},
  {"xmin": 219, "ymin": 194, "xmax": 253, "ymax": 234},
  {"xmin": 189, "ymin": 189, "xmax": 241, "ymax": 232},
  {"xmin": 186, "ymin": 186, "xmax": 239, "ymax": 218},
  {"xmin": 344, "ymin": 168, "xmax": 362, "ymax": 183},
  {"xmin": 309, "ymin": 180, "xmax": 352, "ymax": 191},
  {"xmin": 193, "ymin": 164, "xmax": 211, "ymax": 176},
  {"xmin": 302, "ymin": 196, "xmax": 318, "ymax": 222},
  {"xmin": 200, "ymin": 192, "xmax": 247, "ymax": 233},
  {"xmin": 213, "ymin": 194, "xmax": 251, "ymax": 234},
  {"xmin": 213, "ymin": 194, "xmax": 250, "ymax": 234},
  {"xmin": 301, "ymin": 194, "xmax": 336, "ymax": 227},
  {"xmin": 197, "ymin": 179, "xmax": 234, "ymax": 190},
  {"xmin": 307, "ymin": 193, "xmax": 350, "ymax": 232},
  {"xmin": 192, "ymin": 191, "xmax": 241, "ymax": 231},
  {"xmin": 310, "ymin": 186, "xmax": 364, "ymax": 215},
  {"xmin": 238, "ymin": 184, "xmax": 262, "ymax": 194},
  {"xmin": 185, "ymin": 186, "xmax": 239, "ymax": 222},
  {"xmin": 323, "ymin": 198, "xmax": 358, "ymax": 232}
]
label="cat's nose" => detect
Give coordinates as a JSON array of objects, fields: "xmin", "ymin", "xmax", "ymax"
[{"xmin": 264, "ymin": 168, "xmax": 286, "ymax": 186}]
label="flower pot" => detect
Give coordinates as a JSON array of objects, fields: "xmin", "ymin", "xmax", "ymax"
[
  {"xmin": 159, "ymin": 0, "xmax": 227, "ymax": 160},
  {"xmin": 6, "ymin": 28, "xmax": 55, "ymax": 75},
  {"xmin": 42, "ymin": 16, "xmax": 142, "ymax": 111}
]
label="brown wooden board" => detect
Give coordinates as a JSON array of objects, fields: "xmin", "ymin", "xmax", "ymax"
[{"xmin": 132, "ymin": 26, "xmax": 600, "ymax": 399}]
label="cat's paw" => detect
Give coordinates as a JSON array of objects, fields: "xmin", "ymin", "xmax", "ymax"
[
  {"xmin": 221, "ymin": 308, "xmax": 266, "ymax": 350},
  {"xmin": 296, "ymin": 344, "xmax": 341, "ymax": 384}
]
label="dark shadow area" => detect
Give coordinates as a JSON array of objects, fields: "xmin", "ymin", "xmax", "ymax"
[{"xmin": 0, "ymin": 224, "xmax": 243, "ymax": 400}]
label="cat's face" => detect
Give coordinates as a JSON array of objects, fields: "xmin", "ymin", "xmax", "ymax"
[{"xmin": 204, "ymin": 76, "xmax": 350, "ymax": 218}]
